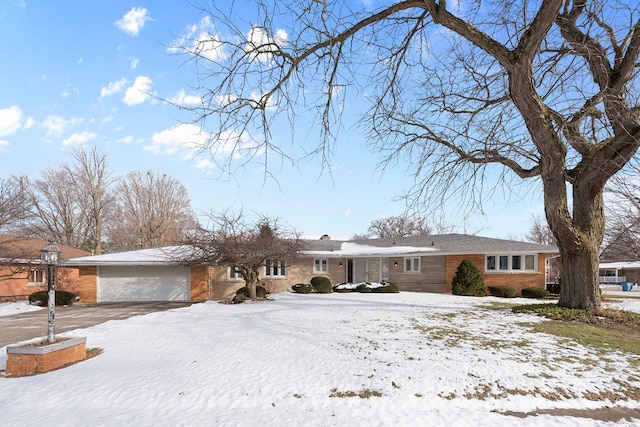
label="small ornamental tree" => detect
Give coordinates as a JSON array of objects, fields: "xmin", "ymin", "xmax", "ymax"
[{"xmin": 451, "ymin": 259, "xmax": 486, "ymax": 297}]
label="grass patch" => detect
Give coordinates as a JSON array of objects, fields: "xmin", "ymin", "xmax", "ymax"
[
  {"xmin": 513, "ymin": 303, "xmax": 640, "ymax": 358},
  {"xmin": 478, "ymin": 301, "xmax": 520, "ymax": 310}
]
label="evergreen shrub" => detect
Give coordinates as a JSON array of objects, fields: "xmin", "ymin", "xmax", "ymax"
[
  {"xmin": 451, "ymin": 259, "xmax": 486, "ymax": 297},
  {"xmin": 292, "ymin": 283, "xmax": 313, "ymax": 294},
  {"xmin": 487, "ymin": 285, "xmax": 518, "ymax": 298},
  {"xmin": 371, "ymin": 282, "xmax": 399, "ymax": 293},
  {"xmin": 28, "ymin": 290, "xmax": 76, "ymax": 306},
  {"xmin": 310, "ymin": 276, "xmax": 333, "ymax": 293}
]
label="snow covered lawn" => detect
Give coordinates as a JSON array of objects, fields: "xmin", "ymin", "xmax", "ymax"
[
  {"xmin": 0, "ymin": 300, "xmax": 44, "ymax": 317},
  {"xmin": 1, "ymin": 292, "xmax": 639, "ymax": 426}
]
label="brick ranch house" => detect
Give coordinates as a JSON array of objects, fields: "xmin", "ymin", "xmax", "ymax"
[
  {"xmin": 0, "ymin": 235, "xmax": 90, "ymax": 302},
  {"xmin": 66, "ymin": 234, "xmax": 558, "ymax": 303}
]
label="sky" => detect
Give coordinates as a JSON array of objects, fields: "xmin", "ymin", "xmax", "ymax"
[
  {"xmin": 1, "ymin": 290, "xmax": 640, "ymax": 425},
  {"xmin": 0, "ymin": 1, "xmax": 545, "ymax": 241}
]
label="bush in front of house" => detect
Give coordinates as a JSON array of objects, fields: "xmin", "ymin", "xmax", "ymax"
[
  {"xmin": 292, "ymin": 283, "xmax": 313, "ymax": 294},
  {"xmin": 236, "ymin": 285, "xmax": 267, "ymax": 299},
  {"xmin": 371, "ymin": 282, "xmax": 399, "ymax": 293},
  {"xmin": 310, "ymin": 276, "xmax": 333, "ymax": 293},
  {"xmin": 451, "ymin": 259, "xmax": 486, "ymax": 297},
  {"xmin": 521, "ymin": 287, "xmax": 551, "ymax": 299},
  {"xmin": 487, "ymin": 285, "xmax": 519, "ymax": 298},
  {"xmin": 356, "ymin": 283, "xmax": 372, "ymax": 293},
  {"xmin": 333, "ymin": 283, "xmax": 353, "ymax": 293},
  {"xmin": 28, "ymin": 290, "xmax": 76, "ymax": 306}
]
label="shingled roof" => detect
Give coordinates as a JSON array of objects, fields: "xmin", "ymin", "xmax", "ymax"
[{"xmin": 0, "ymin": 235, "xmax": 91, "ymax": 263}]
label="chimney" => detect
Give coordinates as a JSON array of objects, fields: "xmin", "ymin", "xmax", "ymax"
[{"xmin": 320, "ymin": 234, "xmax": 331, "ymax": 240}]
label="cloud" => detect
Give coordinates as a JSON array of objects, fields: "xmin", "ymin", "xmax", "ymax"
[
  {"xmin": 167, "ymin": 89, "xmax": 201, "ymax": 106},
  {"xmin": 41, "ymin": 115, "xmax": 84, "ymax": 138},
  {"xmin": 146, "ymin": 123, "xmax": 205, "ymax": 156},
  {"xmin": 117, "ymin": 135, "xmax": 141, "ymax": 144},
  {"xmin": 167, "ymin": 16, "xmax": 227, "ymax": 62},
  {"xmin": 129, "ymin": 57, "xmax": 140, "ymax": 69},
  {"xmin": 0, "ymin": 105, "xmax": 22, "ymax": 137},
  {"xmin": 114, "ymin": 7, "xmax": 151, "ymax": 37},
  {"xmin": 123, "ymin": 76, "xmax": 154, "ymax": 106},
  {"xmin": 246, "ymin": 26, "xmax": 288, "ymax": 63},
  {"xmin": 101, "ymin": 78, "xmax": 129, "ymax": 98},
  {"xmin": 62, "ymin": 131, "xmax": 97, "ymax": 147}
]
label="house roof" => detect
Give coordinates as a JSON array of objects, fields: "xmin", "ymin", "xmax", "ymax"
[
  {"xmin": 64, "ymin": 234, "xmax": 557, "ymax": 266},
  {"xmin": 0, "ymin": 235, "xmax": 91, "ymax": 264},
  {"xmin": 304, "ymin": 234, "xmax": 557, "ymax": 257},
  {"xmin": 64, "ymin": 245, "xmax": 197, "ymax": 266},
  {"xmin": 599, "ymin": 260, "xmax": 640, "ymax": 270}
]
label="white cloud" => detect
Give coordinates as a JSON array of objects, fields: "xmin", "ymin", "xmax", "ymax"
[
  {"xmin": 117, "ymin": 135, "xmax": 140, "ymax": 144},
  {"xmin": 123, "ymin": 76, "xmax": 154, "ymax": 106},
  {"xmin": 0, "ymin": 140, "xmax": 9, "ymax": 148},
  {"xmin": 100, "ymin": 78, "xmax": 129, "ymax": 99},
  {"xmin": 167, "ymin": 89, "xmax": 201, "ymax": 106},
  {"xmin": 167, "ymin": 16, "xmax": 227, "ymax": 62},
  {"xmin": 129, "ymin": 57, "xmax": 140, "ymax": 69},
  {"xmin": 0, "ymin": 105, "xmax": 22, "ymax": 137},
  {"xmin": 146, "ymin": 123, "xmax": 205, "ymax": 156},
  {"xmin": 41, "ymin": 115, "xmax": 84, "ymax": 138},
  {"xmin": 24, "ymin": 117, "xmax": 35, "ymax": 129},
  {"xmin": 62, "ymin": 131, "xmax": 97, "ymax": 147},
  {"xmin": 245, "ymin": 26, "xmax": 288, "ymax": 63},
  {"xmin": 114, "ymin": 7, "xmax": 151, "ymax": 37}
]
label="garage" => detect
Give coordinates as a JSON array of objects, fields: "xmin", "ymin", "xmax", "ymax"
[{"xmin": 97, "ymin": 265, "xmax": 190, "ymax": 302}]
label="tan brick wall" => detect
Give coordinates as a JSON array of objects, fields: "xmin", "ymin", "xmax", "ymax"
[
  {"xmin": 189, "ymin": 265, "xmax": 209, "ymax": 301},
  {"xmin": 446, "ymin": 253, "xmax": 547, "ymax": 294},
  {"xmin": 78, "ymin": 266, "xmax": 97, "ymax": 303},
  {"xmin": 0, "ymin": 265, "xmax": 81, "ymax": 299}
]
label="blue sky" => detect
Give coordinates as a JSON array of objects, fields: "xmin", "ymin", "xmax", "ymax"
[{"xmin": 0, "ymin": 1, "xmax": 544, "ymax": 240}]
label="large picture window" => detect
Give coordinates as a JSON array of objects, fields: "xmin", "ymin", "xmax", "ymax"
[{"xmin": 486, "ymin": 254, "xmax": 537, "ymax": 272}]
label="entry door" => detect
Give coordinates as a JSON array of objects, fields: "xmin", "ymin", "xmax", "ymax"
[{"xmin": 347, "ymin": 259, "xmax": 354, "ymax": 283}]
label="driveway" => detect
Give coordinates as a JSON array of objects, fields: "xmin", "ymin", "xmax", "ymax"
[{"xmin": 0, "ymin": 302, "xmax": 197, "ymax": 348}]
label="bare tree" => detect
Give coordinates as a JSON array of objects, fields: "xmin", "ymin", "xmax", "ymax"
[
  {"xmin": 174, "ymin": 1, "xmax": 640, "ymax": 312},
  {"xmin": 186, "ymin": 211, "xmax": 306, "ymax": 299},
  {"xmin": 18, "ymin": 169, "xmax": 90, "ymax": 248},
  {"xmin": 601, "ymin": 164, "xmax": 640, "ymax": 259},
  {"xmin": 353, "ymin": 215, "xmax": 433, "ymax": 239},
  {"xmin": 106, "ymin": 170, "xmax": 197, "ymax": 251},
  {"xmin": 65, "ymin": 145, "xmax": 114, "ymax": 254},
  {"xmin": 525, "ymin": 215, "xmax": 556, "ymax": 246},
  {"xmin": 0, "ymin": 177, "xmax": 28, "ymax": 233}
]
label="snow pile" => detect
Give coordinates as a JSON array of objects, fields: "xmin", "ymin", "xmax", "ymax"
[
  {"xmin": 1, "ymin": 293, "xmax": 639, "ymax": 426},
  {"xmin": 0, "ymin": 300, "xmax": 43, "ymax": 317}
]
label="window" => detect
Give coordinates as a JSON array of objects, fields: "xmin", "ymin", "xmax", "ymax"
[
  {"xmin": 314, "ymin": 258, "xmax": 328, "ymax": 273},
  {"xmin": 265, "ymin": 260, "xmax": 286, "ymax": 277},
  {"xmin": 485, "ymin": 254, "xmax": 538, "ymax": 272},
  {"xmin": 404, "ymin": 257, "xmax": 421, "ymax": 273},
  {"xmin": 228, "ymin": 267, "xmax": 242, "ymax": 280},
  {"xmin": 28, "ymin": 269, "xmax": 45, "ymax": 285},
  {"xmin": 381, "ymin": 258, "xmax": 389, "ymax": 281}
]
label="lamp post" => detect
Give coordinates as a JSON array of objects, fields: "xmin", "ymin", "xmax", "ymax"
[{"xmin": 40, "ymin": 242, "xmax": 61, "ymax": 344}]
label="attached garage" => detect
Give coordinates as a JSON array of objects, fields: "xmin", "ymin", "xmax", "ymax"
[{"xmin": 97, "ymin": 265, "xmax": 190, "ymax": 302}]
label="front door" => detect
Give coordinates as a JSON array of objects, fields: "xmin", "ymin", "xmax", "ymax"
[{"xmin": 347, "ymin": 259, "xmax": 354, "ymax": 283}]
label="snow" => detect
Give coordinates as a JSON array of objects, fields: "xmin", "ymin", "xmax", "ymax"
[
  {"xmin": 304, "ymin": 241, "xmax": 439, "ymax": 257},
  {"xmin": 0, "ymin": 300, "xmax": 44, "ymax": 317},
  {"xmin": 1, "ymin": 292, "xmax": 640, "ymax": 426}
]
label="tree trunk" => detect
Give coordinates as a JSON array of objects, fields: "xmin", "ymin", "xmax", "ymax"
[
  {"xmin": 546, "ymin": 177, "xmax": 604, "ymax": 313},
  {"xmin": 243, "ymin": 268, "xmax": 259, "ymax": 300}
]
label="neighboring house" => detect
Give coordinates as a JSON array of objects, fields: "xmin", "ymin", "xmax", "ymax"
[
  {"xmin": 66, "ymin": 234, "xmax": 557, "ymax": 303},
  {"xmin": 0, "ymin": 235, "xmax": 91, "ymax": 301},
  {"xmin": 599, "ymin": 260, "xmax": 640, "ymax": 285}
]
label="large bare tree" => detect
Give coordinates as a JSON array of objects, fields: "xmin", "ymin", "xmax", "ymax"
[
  {"xmin": 106, "ymin": 170, "xmax": 197, "ymax": 251},
  {"xmin": 174, "ymin": 0, "xmax": 640, "ymax": 312},
  {"xmin": 0, "ymin": 177, "xmax": 28, "ymax": 233},
  {"xmin": 186, "ymin": 211, "xmax": 306, "ymax": 299},
  {"xmin": 65, "ymin": 145, "xmax": 114, "ymax": 254},
  {"xmin": 601, "ymin": 163, "xmax": 640, "ymax": 259}
]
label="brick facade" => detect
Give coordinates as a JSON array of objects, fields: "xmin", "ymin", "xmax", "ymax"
[{"xmin": 5, "ymin": 337, "xmax": 87, "ymax": 376}]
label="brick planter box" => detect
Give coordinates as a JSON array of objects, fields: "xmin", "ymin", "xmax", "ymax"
[{"xmin": 5, "ymin": 337, "xmax": 86, "ymax": 377}]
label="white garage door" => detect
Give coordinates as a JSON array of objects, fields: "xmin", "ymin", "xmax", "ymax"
[{"xmin": 98, "ymin": 266, "xmax": 190, "ymax": 302}]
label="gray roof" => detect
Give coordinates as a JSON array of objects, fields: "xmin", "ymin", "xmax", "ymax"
[{"xmin": 65, "ymin": 234, "xmax": 557, "ymax": 265}]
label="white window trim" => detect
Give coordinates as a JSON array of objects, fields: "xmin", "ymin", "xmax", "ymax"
[
  {"xmin": 485, "ymin": 254, "xmax": 538, "ymax": 273},
  {"xmin": 27, "ymin": 268, "xmax": 46, "ymax": 286},
  {"xmin": 404, "ymin": 257, "xmax": 421, "ymax": 273},
  {"xmin": 313, "ymin": 258, "xmax": 328, "ymax": 274},
  {"xmin": 227, "ymin": 266, "xmax": 244, "ymax": 281},
  {"xmin": 265, "ymin": 260, "xmax": 287, "ymax": 278}
]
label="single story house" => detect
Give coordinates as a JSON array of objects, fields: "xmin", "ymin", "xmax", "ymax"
[
  {"xmin": 66, "ymin": 234, "xmax": 558, "ymax": 303},
  {"xmin": 599, "ymin": 260, "xmax": 640, "ymax": 285},
  {"xmin": 0, "ymin": 235, "xmax": 90, "ymax": 301}
]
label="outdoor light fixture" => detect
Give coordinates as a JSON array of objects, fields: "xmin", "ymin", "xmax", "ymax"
[
  {"xmin": 339, "ymin": 262, "xmax": 343, "ymax": 267},
  {"xmin": 40, "ymin": 242, "xmax": 61, "ymax": 343},
  {"xmin": 394, "ymin": 261, "xmax": 398, "ymax": 267}
]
